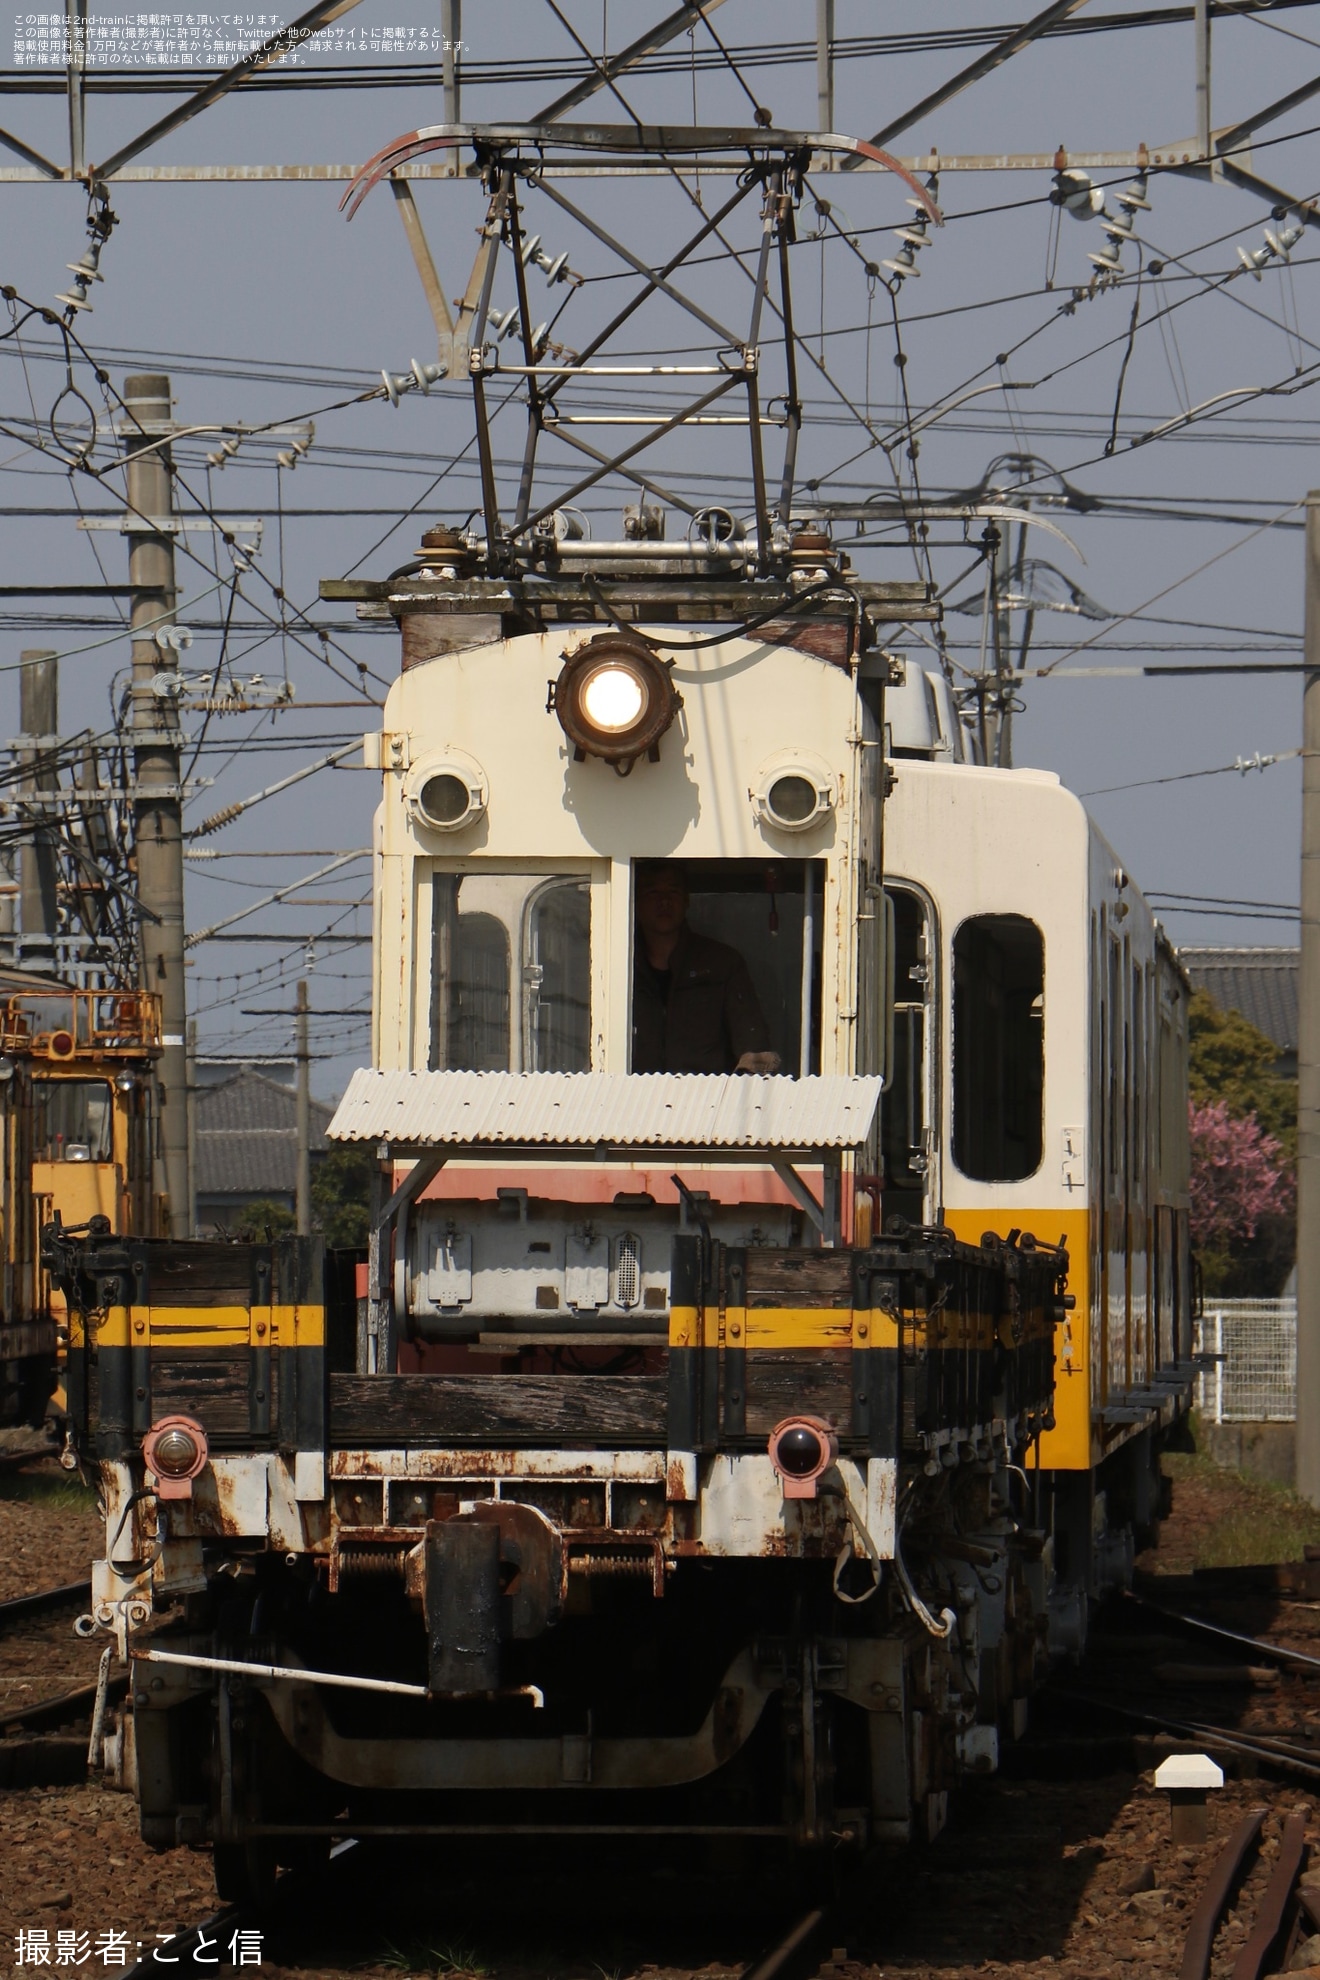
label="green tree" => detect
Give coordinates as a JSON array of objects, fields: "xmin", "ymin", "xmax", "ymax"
[
  {"xmin": 311, "ymin": 1143, "xmax": 373, "ymax": 1249},
  {"xmin": 229, "ymin": 1198, "xmax": 296, "ymax": 1241},
  {"xmin": 1188, "ymin": 989, "xmax": 1296, "ymax": 1159}
]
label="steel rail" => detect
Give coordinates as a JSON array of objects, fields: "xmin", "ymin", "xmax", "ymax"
[
  {"xmin": 1179, "ymin": 1810, "xmax": 1266, "ymax": 1980},
  {"xmin": 0, "ymin": 1672, "xmax": 126, "ymax": 1736},
  {"xmin": 1053, "ymin": 1685, "xmax": 1320, "ymax": 1782},
  {"xmin": 0, "ymin": 1580, "xmax": 92, "ymax": 1628},
  {"xmin": 1231, "ymin": 1808, "xmax": 1307, "ymax": 1980},
  {"xmin": 121, "ymin": 1908, "xmax": 245, "ymax": 1980},
  {"xmin": 742, "ymin": 1909, "xmax": 829, "ymax": 1980},
  {"xmin": 1124, "ymin": 1589, "xmax": 1320, "ymax": 1673}
]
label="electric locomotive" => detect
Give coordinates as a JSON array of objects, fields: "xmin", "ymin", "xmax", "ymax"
[
  {"xmin": 48, "ymin": 514, "xmax": 1191, "ymax": 1893},
  {"xmin": 48, "ymin": 98, "xmax": 1192, "ymax": 1893}
]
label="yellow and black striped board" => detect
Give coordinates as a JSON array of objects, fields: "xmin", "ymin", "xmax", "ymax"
[
  {"xmin": 50, "ymin": 1224, "xmax": 1064, "ymax": 1459},
  {"xmin": 667, "ymin": 1229, "xmax": 1064, "ymax": 1457},
  {"xmin": 55, "ymin": 1234, "xmax": 328, "ymax": 1460}
]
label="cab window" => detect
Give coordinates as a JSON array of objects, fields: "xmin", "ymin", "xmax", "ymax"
[
  {"xmin": 952, "ymin": 914, "xmax": 1044, "ymax": 1182},
  {"xmin": 630, "ymin": 859, "xmax": 823, "ymax": 1077},
  {"xmin": 33, "ymin": 1078, "xmax": 113, "ymax": 1162},
  {"xmin": 431, "ymin": 872, "xmax": 591, "ymax": 1073}
]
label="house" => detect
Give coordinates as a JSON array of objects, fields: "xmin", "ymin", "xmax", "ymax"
[
  {"xmin": 193, "ymin": 1063, "xmax": 333, "ymax": 1235},
  {"xmin": 1177, "ymin": 946, "xmax": 1298, "ymax": 1079}
]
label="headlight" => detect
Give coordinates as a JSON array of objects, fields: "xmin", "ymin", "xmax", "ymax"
[
  {"xmin": 551, "ymin": 635, "xmax": 681, "ymax": 771},
  {"xmin": 143, "ymin": 1413, "xmax": 209, "ymax": 1500},
  {"xmin": 154, "ymin": 1426, "xmax": 200, "ymax": 1475},
  {"xmin": 768, "ymin": 1414, "xmax": 838, "ymax": 1500},
  {"xmin": 581, "ymin": 662, "xmax": 647, "ymax": 733},
  {"xmin": 775, "ymin": 1423, "xmax": 824, "ymax": 1475}
]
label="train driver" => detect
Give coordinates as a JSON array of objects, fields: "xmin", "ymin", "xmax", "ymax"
[{"xmin": 631, "ymin": 861, "xmax": 781, "ymax": 1076}]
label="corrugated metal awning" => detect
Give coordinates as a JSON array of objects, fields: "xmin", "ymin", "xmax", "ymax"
[{"xmin": 327, "ymin": 1069, "xmax": 882, "ymax": 1152}]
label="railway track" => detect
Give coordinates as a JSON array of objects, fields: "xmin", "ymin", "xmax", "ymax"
[
  {"xmin": 1028, "ymin": 1570, "xmax": 1320, "ymax": 1791},
  {"xmin": 0, "ymin": 1579, "xmax": 92, "ymax": 1629},
  {"xmin": 0, "ymin": 1442, "xmax": 59, "ymax": 1476},
  {"xmin": 112, "ymin": 1839, "xmax": 834, "ymax": 1980},
  {"xmin": 1177, "ymin": 1805, "xmax": 1313, "ymax": 1980}
]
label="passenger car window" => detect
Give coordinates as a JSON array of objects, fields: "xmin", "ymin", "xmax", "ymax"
[{"xmin": 952, "ymin": 914, "xmax": 1044, "ymax": 1182}]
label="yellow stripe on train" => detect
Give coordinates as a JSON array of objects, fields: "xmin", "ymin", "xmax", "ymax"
[{"xmin": 79, "ymin": 1302, "xmax": 326, "ymax": 1350}]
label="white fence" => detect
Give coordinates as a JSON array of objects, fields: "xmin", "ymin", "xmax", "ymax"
[{"xmin": 1193, "ymin": 1299, "xmax": 1297, "ymax": 1423}]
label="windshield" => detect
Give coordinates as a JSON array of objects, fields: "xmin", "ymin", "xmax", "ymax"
[
  {"xmin": 431, "ymin": 872, "xmax": 591, "ymax": 1073},
  {"xmin": 33, "ymin": 1078, "xmax": 114, "ymax": 1163}
]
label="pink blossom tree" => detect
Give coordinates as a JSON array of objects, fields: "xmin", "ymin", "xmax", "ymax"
[{"xmin": 1189, "ymin": 1098, "xmax": 1296, "ymax": 1255}]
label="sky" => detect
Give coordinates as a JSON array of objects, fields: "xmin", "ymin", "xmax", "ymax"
[{"xmin": 0, "ymin": 0, "xmax": 1316, "ymax": 1094}]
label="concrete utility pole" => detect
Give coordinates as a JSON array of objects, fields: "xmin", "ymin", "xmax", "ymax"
[
  {"xmin": 295, "ymin": 978, "xmax": 311, "ymax": 1236},
  {"xmin": 441, "ymin": 0, "xmax": 461, "ymax": 125},
  {"xmin": 816, "ymin": 0, "xmax": 835, "ymax": 151},
  {"xmin": 1297, "ymin": 492, "xmax": 1320, "ymax": 1502},
  {"xmin": 124, "ymin": 373, "xmax": 190, "ymax": 1235},
  {"xmin": 18, "ymin": 650, "xmax": 59, "ymax": 971},
  {"xmin": 185, "ymin": 1016, "xmax": 198, "ymax": 1240},
  {"xmin": 1194, "ymin": 0, "xmax": 1212, "ymax": 164}
]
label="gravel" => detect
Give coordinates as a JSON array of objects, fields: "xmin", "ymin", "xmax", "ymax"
[{"xmin": 2, "ymin": 1461, "xmax": 1319, "ymax": 1977}]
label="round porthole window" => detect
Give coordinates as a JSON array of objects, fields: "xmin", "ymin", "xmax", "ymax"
[
  {"xmin": 418, "ymin": 772, "xmax": 472, "ymax": 825},
  {"xmin": 751, "ymin": 757, "xmax": 834, "ymax": 834},
  {"xmin": 765, "ymin": 774, "xmax": 819, "ymax": 826},
  {"xmin": 406, "ymin": 754, "xmax": 487, "ymax": 833}
]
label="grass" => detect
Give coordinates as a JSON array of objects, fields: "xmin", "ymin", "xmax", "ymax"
[
  {"xmin": 0, "ymin": 1467, "xmax": 98, "ymax": 1512},
  {"xmin": 380, "ymin": 1941, "xmax": 491, "ymax": 1977},
  {"xmin": 1160, "ymin": 1447, "xmax": 1320, "ymax": 1569}
]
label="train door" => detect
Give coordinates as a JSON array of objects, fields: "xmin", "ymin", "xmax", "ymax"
[
  {"xmin": 1091, "ymin": 910, "xmax": 1107, "ymax": 1412},
  {"xmin": 881, "ymin": 885, "xmax": 936, "ymax": 1226},
  {"xmin": 1106, "ymin": 930, "xmax": 1130, "ymax": 1396},
  {"xmin": 1130, "ymin": 956, "xmax": 1150, "ymax": 1387}
]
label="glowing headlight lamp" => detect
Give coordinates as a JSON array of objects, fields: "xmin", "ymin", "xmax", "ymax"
[
  {"xmin": 550, "ymin": 634, "xmax": 681, "ymax": 773},
  {"xmin": 143, "ymin": 1413, "xmax": 209, "ymax": 1500}
]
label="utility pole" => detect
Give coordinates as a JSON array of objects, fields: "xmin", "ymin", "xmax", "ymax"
[
  {"xmin": 295, "ymin": 978, "xmax": 311, "ymax": 1236},
  {"xmin": 124, "ymin": 373, "xmax": 190, "ymax": 1235},
  {"xmin": 441, "ymin": 0, "xmax": 461, "ymax": 125},
  {"xmin": 185, "ymin": 1016, "xmax": 198, "ymax": 1240},
  {"xmin": 816, "ymin": 0, "xmax": 835, "ymax": 151},
  {"xmin": 1194, "ymin": 0, "xmax": 1212, "ymax": 164},
  {"xmin": 1298, "ymin": 493, "xmax": 1320, "ymax": 1502},
  {"xmin": 18, "ymin": 650, "xmax": 59, "ymax": 974}
]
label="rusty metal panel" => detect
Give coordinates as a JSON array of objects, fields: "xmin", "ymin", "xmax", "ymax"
[{"xmin": 327, "ymin": 1069, "xmax": 882, "ymax": 1151}]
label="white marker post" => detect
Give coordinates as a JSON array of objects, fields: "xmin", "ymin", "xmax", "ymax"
[{"xmin": 1154, "ymin": 1752, "xmax": 1224, "ymax": 1843}]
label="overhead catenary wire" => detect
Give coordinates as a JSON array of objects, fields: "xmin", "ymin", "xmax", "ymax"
[{"xmin": 5, "ymin": 23, "xmax": 1314, "ymax": 1069}]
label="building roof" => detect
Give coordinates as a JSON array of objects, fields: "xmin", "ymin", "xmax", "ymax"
[
  {"xmin": 1177, "ymin": 946, "xmax": 1298, "ymax": 1055},
  {"xmin": 328, "ymin": 1068, "xmax": 883, "ymax": 1152},
  {"xmin": 195, "ymin": 1069, "xmax": 333, "ymax": 1198}
]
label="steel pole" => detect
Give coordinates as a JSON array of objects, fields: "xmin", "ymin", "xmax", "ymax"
[
  {"xmin": 124, "ymin": 374, "xmax": 190, "ymax": 1235},
  {"xmin": 1296, "ymin": 492, "xmax": 1320, "ymax": 1501},
  {"xmin": 295, "ymin": 978, "xmax": 311, "ymax": 1235}
]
